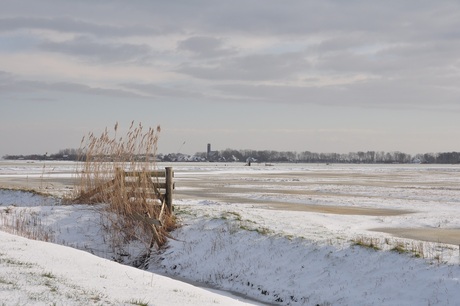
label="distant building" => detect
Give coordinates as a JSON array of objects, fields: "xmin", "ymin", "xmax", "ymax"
[{"xmin": 207, "ymin": 143, "xmax": 219, "ymax": 161}]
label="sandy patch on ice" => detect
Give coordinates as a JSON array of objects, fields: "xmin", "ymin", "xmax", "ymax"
[
  {"xmin": 372, "ymin": 227, "xmax": 460, "ymax": 245},
  {"xmin": 265, "ymin": 202, "xmax": 412, "ymax": 216}
]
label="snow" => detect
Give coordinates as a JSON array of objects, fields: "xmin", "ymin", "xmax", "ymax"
[
  {"xmin": 1, "ymin": 161, "xmax": 460, "ymax": 305},
  {"xmin": 0, "ymin": 231, "xmax": 255, "ymax": 305}
]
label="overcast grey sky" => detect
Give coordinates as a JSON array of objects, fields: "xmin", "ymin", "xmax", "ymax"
[{"xmin": 1, "ymin": 0, "xmax": 460, "ymax": 157}]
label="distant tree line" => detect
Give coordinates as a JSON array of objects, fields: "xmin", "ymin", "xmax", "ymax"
[
  {"xmin": 3, "ymin": 148, "xmax": 81, "ymax": 161},
  {"xmin": 207, "ymin": 149, "xmax": 460, "ymax": 164},
  {"xmin": 3, "ymin": 148, "xmax": 460, "ymax": 164}
]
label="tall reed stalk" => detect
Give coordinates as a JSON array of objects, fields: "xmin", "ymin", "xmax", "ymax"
[{"xmin": 73, "ymin": 122, "xmax": 173, "ymax": 258}]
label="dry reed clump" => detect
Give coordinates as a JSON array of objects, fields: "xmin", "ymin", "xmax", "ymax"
[
  {"xmin": 351, "ymin": 236, "xmax": 455, "ymax": 262},
  {"xmin": 0, "ymin": 208, "xmax": 54, "ymax": 242},
  {"xmin": 73, "ymin": 121, "xmax": 175, "ymax": 255}
]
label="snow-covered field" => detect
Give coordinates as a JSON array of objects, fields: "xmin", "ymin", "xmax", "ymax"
[{"xmin": 1, "ymin": 161, "xmax": 460, "ymax": 305}]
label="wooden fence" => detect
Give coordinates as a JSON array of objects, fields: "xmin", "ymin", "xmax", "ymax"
[{"xmin": 74, "ymin": 167, "xmax": 174, "ymax": 213}]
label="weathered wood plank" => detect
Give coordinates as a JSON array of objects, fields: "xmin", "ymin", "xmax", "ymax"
[
  {"xmin": 73, "ymin": 179, "xmax": 115, "ymax": 203},
  {"xmin": 124, "ymin": 170, "xmax": 167, "ymax": 177},
  {"xmin": 123, "ymin": 182, "xmax": 167, "ymax": 189},
  {"xmin": 132, "ymin": 212, "xmax": 162, "ymax": 226},
  {"xmin": 165, "ymin": 167, "xmax": 174, "ymax": 213}
]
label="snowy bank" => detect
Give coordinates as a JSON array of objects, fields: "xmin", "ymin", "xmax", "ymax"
[{"xmin": 0, "ymin": 230, "xmax": 256, "ymax": 305}]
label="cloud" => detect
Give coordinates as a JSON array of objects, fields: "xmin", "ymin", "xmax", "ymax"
[
  {"xmin": 0, "ymin": 70, "xmax": 19, "ymax": 93},
  {"xmin": 0, "ymin": 1, "xmax": 407, "ymax": 37},
  {"xmin": 3, "ymin": 2, "xmax": 460, "ymax": 111},
  {"xmin": 177, "ymin": 36, "xmax": 237, "ymax": 58},
  {"xmin": 177, "ymin": 52, "xmax": 310, "ymax": 81},
  {"xmin": 0, "ymin": 72, "xmax": 146, "ymax": 99},
  {"xmin": 0, "ymin": 16, "xmax": 164, "ymax": 37},
  {"xmin": 38, "ymin": 36, "xmax": 154, "ymax": 64},
  {"xmin": 312, "ymin": 39, "xmax": 460, "ymax": 77},
  {"xmin": 212, "ymin": 78, "xmax": 460, "ymax": 112},
  {"xmin": 0, "ymin": 70, "xmax": 13, "ymax": 81},
  {"xmin": 120, "ymin": 82, "xmax": 205, "ymax": 99}
]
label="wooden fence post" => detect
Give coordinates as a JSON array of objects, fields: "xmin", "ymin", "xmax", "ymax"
[{"xmin": 165, "ymin": 167, "xmax": 173, "ymax": 213}]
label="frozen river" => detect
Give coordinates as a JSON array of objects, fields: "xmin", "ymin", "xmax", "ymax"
[{"xmin": 1, "ymin": 160, "xmax": 460, "ymax": 244}]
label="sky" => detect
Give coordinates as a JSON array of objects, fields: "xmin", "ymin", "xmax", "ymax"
[{"xmin": 1, "ymin": 0, "xmax": 460, "ymax": 157}]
